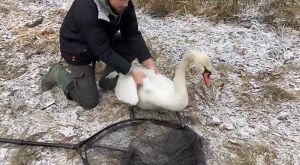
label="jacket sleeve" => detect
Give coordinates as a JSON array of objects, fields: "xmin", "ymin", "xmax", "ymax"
[
  {"xmin": 119, "ymin": 1, "xmax": 152, "ymax": 64},
  {"xmin": 73, "ymin": 5, "xmax": 132, "ymax": 75}
]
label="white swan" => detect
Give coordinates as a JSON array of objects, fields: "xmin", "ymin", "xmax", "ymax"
[{"xmin": 107, "ymin": 50, "xmax": 212, "ymax": 127}]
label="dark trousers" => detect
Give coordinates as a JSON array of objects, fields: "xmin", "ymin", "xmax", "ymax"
[{"xmin": 66, "ymin": 33, "xmax": 136, "ymax": 109}]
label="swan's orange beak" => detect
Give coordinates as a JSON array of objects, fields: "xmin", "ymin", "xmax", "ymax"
[{"xmin": 203, "ymin": 72, "xmax": 211, "ymax": 87}]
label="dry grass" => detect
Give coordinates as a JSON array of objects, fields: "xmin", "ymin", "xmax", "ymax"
[
  {"xmin": 3, "ymin": 27, "xmax": 60, "ymax": 59},
  {"xmin": 236, "ymin": 92, "xmax": 260, "ymax": 108},
  {"xmin": 211, "ymin": 63, "xmax": 235, "ymax": 91},
  {"xmin": 8, "ymin": 130, "xmax": 47, "ymax": 165},
  {"xmin": 262, "ymin": 84, "xmax": 297, "ymax": 102},
  {"xmin": 0, "ymin": 103, "xmax": 29, "ymax": 119},
  {"xmin": 95, "ymin": 62, "xmax": 106, "ymax": 81},
  {"xmin": 133, "ymin": 0, "xmax": 300, "ymax": 30},
  {"xmin": 235, "ymin": 84, "xmax": 298, "ymax": 110},
  {"xmin": 0, "ymin": 60, "xmax": 28, "ymax": 80},
  {"xmin": 0, "ymin": 5, "xmax": 10, "ymax": 14},
  {"xmin": 238, "ymin": 69, "xmax": 285, "ymax": 91},
  {"xmin": 235, "ymin": 63, "xmax": 300, "ymax": 108},
  {"xmin": 214, "ymin": 63, "xmax": 235, "ymax": 79},
  {"xmin": 259, "ymin": 1, "xmax": 300, "ymax": 30},
  {"xmin": 134, "ymin": 0, "xmax": 203, "ymax": 17},
  {"xmin": 224, "ymin": 140, "xmax": 277, "ymax": 165},
  {"xmin": 2, "ymin": 8, "xmax": 68, "ymax": 59},
  {"xmin": 10, "ymin": 146, "xmax": 38, "ymax": 165},
  {"xmin": 238, "ymin": 62, "xmax": 300, "ymax": 86},
  {"xmin": 133, "ymin": 0, "xmax": 241, "ymax": 18},
  {"xmin": 234, "ymin": 62, "xmax": 300, "ymax": 110}
]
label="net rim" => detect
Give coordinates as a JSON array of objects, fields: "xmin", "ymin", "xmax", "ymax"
[
  {"xmin": 76, "ymin": 118, "xmax": 206, "ymax": 165},
  {"xmin": 78, "ymin": 118, "xmax": 197, "ymax": 148}
]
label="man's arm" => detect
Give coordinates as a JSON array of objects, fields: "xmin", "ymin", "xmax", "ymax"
[
  {"xmin": 119, "ymin": 0, "xmax": 152, "ymax": 64},
  {"xmin": 73, "ymin": 5, "xmax": 132, "ymax": 75}
]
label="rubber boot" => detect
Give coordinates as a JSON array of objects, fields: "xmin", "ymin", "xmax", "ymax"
[
  {"xmin": 56, "ymin": 67, "xmax": 74, "ymax": 98},
  {"xmin": 41, "ymin": 64, "xmax": 73, "ymax": 98},
  {"xmin": 41, "ymin": 63, "xmax": 65, "ymax": 91},
  {"xmin": 98, "ymin": 65, "xmax": 118, "ymax": 90}
]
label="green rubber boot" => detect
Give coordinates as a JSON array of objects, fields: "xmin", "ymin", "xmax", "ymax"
[
  {"xmin": 41, "ymin": 63, "xmax": 73, "ymax": 97},
  {"xmin": 98, "ymin": 65, "xmax": 119, "ymax": 90}
]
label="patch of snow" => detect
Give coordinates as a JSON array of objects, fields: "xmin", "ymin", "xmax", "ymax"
[
  {"xmin": 212, "ymin": 116, "xmax": 221, "ymax": 125},
  {"xmin": 58, "ymin": 126, "xmax": 76, "ymax": 137},
  {"xmin": 0, "ymin": 148, "xmax": 8, "ymax": 160}
]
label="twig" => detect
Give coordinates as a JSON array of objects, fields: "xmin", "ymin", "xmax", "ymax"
[
  {"xmin": 5, "ymin": 67, "xmax": 11, "ymax": 73},
  {"xmin": 41, "ymin": 101, "xmax": 55, "ymax": 110}
]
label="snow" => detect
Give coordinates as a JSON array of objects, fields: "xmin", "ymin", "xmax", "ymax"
[{"xmin": 0, "ymin": 0, "xmax": 300, "ymax": 164}]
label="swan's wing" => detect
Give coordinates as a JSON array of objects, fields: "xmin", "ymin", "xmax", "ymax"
[
  {"xmin": 137, "ymin": 75, "xmax": 176, "ymax": 110},
  {"xmin": 155, "ymin": 73, "xmax": 173, "ymax": 85},
  {"xmin": 134, "ymin": 68, "xmax": 173, "ymax": 84},
  {"xmin": 114, "ymin": 74, "xmax": 139, "ymax": 105},
  {"xmin": 115, "ymin": 67, "xmax": 174, "ymax": 108}
]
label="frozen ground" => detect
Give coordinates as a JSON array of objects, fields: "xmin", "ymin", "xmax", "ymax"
[{"xmin": 0, "ymin": 0, "xmax": 300, "ymax": 164}]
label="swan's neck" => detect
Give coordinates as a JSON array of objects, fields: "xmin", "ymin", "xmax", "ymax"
[{"xmin": 173, "ymin": 59, "xmax": 189, "ymax": 95}]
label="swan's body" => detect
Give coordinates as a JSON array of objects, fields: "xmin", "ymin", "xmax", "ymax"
[
  {"xmin": 114, "ymin": 67, "xmax": 189, "ymax": 111},
  {"xmin": 108, "ymin": 50, "xmax": 212, "ymax": 126}
]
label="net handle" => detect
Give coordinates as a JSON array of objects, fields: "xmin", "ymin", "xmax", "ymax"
[{"xmin": 0, "ymin": 138, "xmax": 77, "ymax": 150}]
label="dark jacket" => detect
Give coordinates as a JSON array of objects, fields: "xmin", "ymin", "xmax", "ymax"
[{"xmin": 59, "ymin": 0, "xmax": 152, "ymax": 75}]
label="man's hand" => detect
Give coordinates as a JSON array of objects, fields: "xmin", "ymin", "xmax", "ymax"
[
  {"xmin": 131, "ymin": 70, "xmax": 147, "ymax": 86},
  {"xmin": 143, "ymin": 58, "xmax": 158, "ymax": 74}
]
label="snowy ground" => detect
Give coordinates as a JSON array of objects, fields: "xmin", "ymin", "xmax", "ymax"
[{"xmin": 1, "ymin": 0, "xmax": 300, "ymax": 164}]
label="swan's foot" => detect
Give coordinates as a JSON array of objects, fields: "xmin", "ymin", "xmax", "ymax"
[
  {"xmin": 175, "ymin": 112, "xmax": 185, "ymax": 128},
  {"xmin": 129, "ymin": 106, "xmax": 138, "ymax": 130},
  {"xmin": 129, "ymin": 106, "xmax": 135, "ymax": 119},
  {"xmin": 158, "ymin": 111, "xmax": 166, "ymax": 115}
]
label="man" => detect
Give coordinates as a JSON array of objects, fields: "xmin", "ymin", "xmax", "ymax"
[{"xmin": 41, "ymin": 0, "xmax": 157, "ymax": 109}]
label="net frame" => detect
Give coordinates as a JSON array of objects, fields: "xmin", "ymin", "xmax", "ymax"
[
  {"xmin": 77, "ymin": 118, "xmax": 206, "ymax": 165},
  {"xmin": 0, "ymin": 118, "xmax": 206, "ymax": 165}
]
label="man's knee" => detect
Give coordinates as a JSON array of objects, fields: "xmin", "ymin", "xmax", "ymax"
[
  {"xmin": 68, "ymin": 87, "xmax": 100, "ymax": 109},
  {"xmin": 67, "ymin": 63, "xmax": 100, "ymax": 109},
  {"xmin": 80, "ymin": 95, "xmax": 100, "ymax": 109}
]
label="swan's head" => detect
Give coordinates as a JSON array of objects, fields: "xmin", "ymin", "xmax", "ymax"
[{"xmin": 185, "ymin": 50, "xmax": 212, "ymax": 87}]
